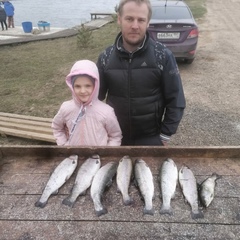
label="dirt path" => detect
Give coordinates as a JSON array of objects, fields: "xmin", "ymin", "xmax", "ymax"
[{"xmin": 171, "ymin": 0, "xmax": 240, "ymax": 146}]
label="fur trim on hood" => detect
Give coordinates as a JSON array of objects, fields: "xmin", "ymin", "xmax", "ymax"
[{"xmin": 66, "ymin": 60, "xmax": 100, "ymax": 105}]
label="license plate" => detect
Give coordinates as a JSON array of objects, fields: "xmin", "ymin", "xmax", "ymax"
[{"xmin": 157, "ymin": 32, "xmax": 180, "ymax": 39}]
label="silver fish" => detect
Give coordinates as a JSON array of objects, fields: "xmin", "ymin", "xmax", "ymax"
[
  {"xmin": 159, "ymin": 158, "xmax": 178, "ymax": 215},
  {"xmin": 198, "ymin": 173, "xmax": 221, "ymax": 208},
  {"xmin": 90, "ymin": 161, "xmax": 118, "ymax": 217},
  {"xmin": 179, "ymin": 165, "xmax": 204, "ymax": 219},
  {"xmin": 134, "ymin": 158, "xmax": 154, "ymax": 215},
  {"xmin": 35, "ymin": 155, "xmax": 78, "ymax": 208},
  {"xmin": 62, "ymin": 154, "xmax": 101, "ymax": 207},
  {"xmin": 116, "ymin": 155, "xmax": 133, "ymax": 205}
]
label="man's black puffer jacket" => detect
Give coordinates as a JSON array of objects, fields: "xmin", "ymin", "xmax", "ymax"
[{"xmin": 97, "ymin": 32, "xmax": 186, "ymax": 141}]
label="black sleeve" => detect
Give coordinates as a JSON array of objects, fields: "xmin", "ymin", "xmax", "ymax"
[
  {"xmin": 96, "ymin": 53, "xmax": 108, "ymax": 101},
  {"xmin": 160, "ymin": 48, "xmax": 186, "ymax": 136}
]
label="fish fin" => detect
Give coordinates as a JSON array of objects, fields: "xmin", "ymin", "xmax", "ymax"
[
  {"xmin": 212, "ymin": 172, "xmax": 222, "ymax": 179},
  {"xmin": 79, "ymin": 189, "xmax": 87, "ymax": 196},
  {"xmin": 172, "ymin": 192, "xmax": 176, "ymax": 199},
  {"xmin": 133, "ymin": 178, "xmax": 138, "ymax": 187},
  {"xmin": 52, "ymin": 189, "xmax": 58, "ymax": 195},
  {"xmin": 191, "ymin": 210, "xmax": 204, "ymax": 219},
  {"xmin": 106, "ymin": 179, "xmax": 113, "ymax": 188},
  {"xmin": 143, "ymin": 207, "xmax": 154, "ymax": 216},
  {"xmin": 35, "ymin": 200, "xmax": 47, "ymax": 208},
  {"xmin": 65, "ymin": 175, "xmax": 70, "ymax": 182},
  {"xmin": 62, "ymin": 197, "xmax": 74, "ymax": 208},
  {"xmin": 160, "ymin": 205, "xmax": 173, "ymax": 216},
  {"xmin": 198, "ymin": 198, "xmax": 205, "ymax": 208},
  {"xmin": 96, "ymin": 208, "xmax": 108, "ymax": 217}
]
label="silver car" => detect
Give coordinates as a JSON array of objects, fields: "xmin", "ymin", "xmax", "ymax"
[{"xmin": 148, "ymin": 0, "xmax": 199, "ymax": 64}]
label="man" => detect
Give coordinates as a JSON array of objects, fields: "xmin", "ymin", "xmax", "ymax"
[
  {"xmin": 0, "ymin": 5, "xmax": 7, "ymax": 30},
  {"xmin": 97, "ymin": 0, "xmax": 186, "ymax": 146},
  {"xmin": 2, "ymin": 0, "xmax": 14, "ymax": 28}
]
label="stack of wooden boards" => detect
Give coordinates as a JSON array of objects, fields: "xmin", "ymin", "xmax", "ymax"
[{"xmin": 0, "ymin": 112, "xmax": 55, "ymax": 143}]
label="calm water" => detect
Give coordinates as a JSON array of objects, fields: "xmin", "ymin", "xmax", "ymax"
[{"xmin": 11, "ymin": 0, "xmax": 119, "ymax": 28}]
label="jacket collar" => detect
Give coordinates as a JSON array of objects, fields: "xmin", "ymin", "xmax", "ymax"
[{"xmin": 115, "ymin": 32, "xmax": 149, "ymax": 54}]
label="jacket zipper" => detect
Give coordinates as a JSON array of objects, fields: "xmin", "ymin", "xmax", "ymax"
[{"xmin": 128, "ymin": 54, "xmax": 133, "ymax": 138}]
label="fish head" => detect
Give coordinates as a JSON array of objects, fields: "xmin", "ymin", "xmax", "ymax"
[
  {"xmin": 69, "ymin": 155, "xmax": 78, "ymax": 165},
  {"xmin": 120, "ymin": 155, "xmax": 131, "ymax": 162},
  {"xmin": 135, "ymin": 158, "xmax": 144, "ymax": 164},
  {"xmin": 92, "ymin": 154, "xmax": 100, "ymax": 160},
  {"xmin": 91, "ymin": 154, "xmax": 101, "ymax": 165}
]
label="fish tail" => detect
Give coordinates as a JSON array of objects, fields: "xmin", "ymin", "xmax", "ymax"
[
  {"xmin": 123, "ymin": 195, "xmax": 134, "ymax": 206},
  {"xmin": 212, "ymin": 172, "xmax": 221, "ymax": 179},
  {"xmin": 35, "ymin": 200, "xmax": 47, "ymax": 208},
  {"xmin": 62, "ymin": 197, "xmax": 74, "ymax": 208},
  {"xmin": 95, "ymin": 208, "xmax": 108, "ymax": 217},
  {"xmin": 78, "ymin": 190, "xmax": 87, "ymax": 196},
  {"xmin": 159, "ymin": 205, "xmax": 173, "ymax": 216},
  {"xmin": 143, "ymin": 207, "xmax": 154, "ymax": 216},
  {"xmin": 191, "ymin": 210, "xmax": 204, "ymax": 219}
]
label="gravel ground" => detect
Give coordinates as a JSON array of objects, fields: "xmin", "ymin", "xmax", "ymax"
[
  {"xmin": 171, "ymin": 0, "xmax": 240, "ymax": 146},
  {"xmin": 1, "ymin": 0, "xmax": 239, "ymax": 146}
]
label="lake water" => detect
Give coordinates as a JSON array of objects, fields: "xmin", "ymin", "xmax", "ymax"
[{"xmin": 10, "ymin": 0, "xmax": 119, "ymax": 28}]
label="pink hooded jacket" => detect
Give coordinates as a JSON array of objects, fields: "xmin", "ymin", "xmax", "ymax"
[{"xmin": 52, "ymin": 60, "xmax": 122, "ymax": 146}]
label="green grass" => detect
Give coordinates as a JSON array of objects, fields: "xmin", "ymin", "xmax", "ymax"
[
  {"xmin": 0, "ymin": 0, "xmax": 206, "ymax": 119},
  {"xmin": 185, "ymin": 0, "xmax": 207, "ymax": 19}
]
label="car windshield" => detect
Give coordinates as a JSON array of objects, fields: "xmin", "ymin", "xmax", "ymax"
[{"xmin": 151, "ymin": 6, "xmax": 192, "ymax": 20}]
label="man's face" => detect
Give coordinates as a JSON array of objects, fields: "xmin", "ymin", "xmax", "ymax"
[{"xmin": 118, "ymin": 1, "xmax": 150, "ymax": 52}]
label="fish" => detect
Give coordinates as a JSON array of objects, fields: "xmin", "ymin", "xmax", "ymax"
[
  {"xmin": 178, "ymin": 165, "xmax": 204, "ymax": 219},
  {"xmin": 134, "ymin": 158, "xmax": 154, "ymax": 215},
  {"xmin": 116, "ymin": 155, "xmax": 134, "ymax": 205},
  {"xmin": 198, "ymin": 173, "xmax": 221, "ymax": 208},
  {"xmin": 35, "ymin": 155, "xmax": 78, "ymax": 208},
  {"xmin": 62, "ymin": 154, "xmax": 101, "ymax": 207},
  {"xmin": 159, "ymin": 158, "xmax": 178, "ymax": 215},
  {"xmin": 90, "ymin": 161, "xmax": 118, "ymax": 217}
]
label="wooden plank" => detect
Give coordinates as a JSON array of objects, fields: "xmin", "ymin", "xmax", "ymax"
[
  {"xmin": 90, "ymin": 12, "xmax": 114, "ymax": 20},
  {"xmin": 1, "ymin": 170, "xmax": 239, "ymax": 198},
  {"xmin": 1, "ymin": 146, "xmax": 240, "ymax": 159},
  {"xmin": 0, "ymin": 126, "xmax": 55, "ymax": 143},
  {"xmin": 0, "ymin": 121, "xmax": 53, "ymax": 134},
  {"xmin": 0, "ymin": 112, "xmax": 52, "ymax": 123},
  {"xmin": 1, "ymin": 156, "xmax": 240, "ymax": 197},
  {"xmin": 0, "ymin": 116, "xmax": 52, "ymax": 127},
  {"xmin": 0, "ymin": 194, "xmax": 239, "ymax": 224},
  {"xmin": 0, "ymin": 112, "xmax": 54, "ymax": 142},
  {"xmin": 1, "ymin": 153, "xmax": 240, "ymax": 175},
  {"xmin": 0, "ymin": 147, "xmax": 240, "ymax": 239},
  {"xmin": 0, "ymin": 221, "xmax": 239, "ymax": 240}
]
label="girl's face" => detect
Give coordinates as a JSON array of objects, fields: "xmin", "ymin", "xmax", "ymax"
[{"xmin": 73, "ymin": 76, "xmax": 94, "ymax": 103}]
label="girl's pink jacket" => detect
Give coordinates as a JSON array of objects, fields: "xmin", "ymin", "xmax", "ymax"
[{"xmin": 52, "ymin": 60, "xmax": 122, "ymax": 146}]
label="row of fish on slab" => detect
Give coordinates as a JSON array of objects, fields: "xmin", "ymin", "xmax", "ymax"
[{"xmin": 35, "ymin": 155, "xmax": 221, "ymax": 218}]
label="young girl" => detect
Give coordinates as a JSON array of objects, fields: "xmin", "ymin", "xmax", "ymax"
[{"xmin": 52, "ymin": 60, "xmax": 122, "ymax": 146}]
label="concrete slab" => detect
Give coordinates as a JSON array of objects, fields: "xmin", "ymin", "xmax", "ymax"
[
  {"xmin": 0, "ymin": 17, "xmax": 113, "ymax": 41},
  {"xmin": 0, "ymin": 26, "xmax": 67, "ymax": 40}
]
